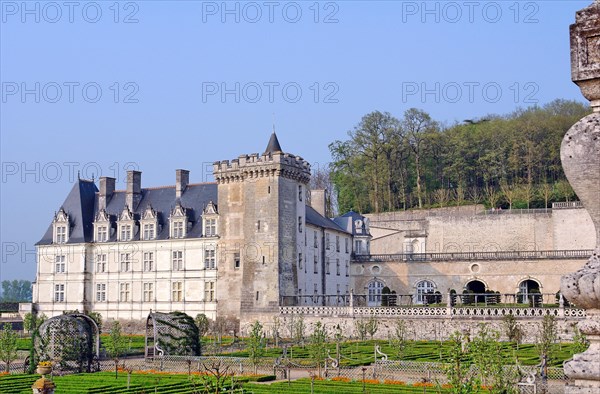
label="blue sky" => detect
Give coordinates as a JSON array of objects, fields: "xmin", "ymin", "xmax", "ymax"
[{"xmin": 0, "ymin": 0, "xmax": 591, "ymax": 281}]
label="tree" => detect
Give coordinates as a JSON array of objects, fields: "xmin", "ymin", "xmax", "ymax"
[
  {"xmin": 502, "ymin": 314, "xmax": 523, "ymax": 346},
  {"xmin": 391, "ymin": 319, "xmax": 409, "ymax": 359},
  {"xmin": 271, "ymin": 316, "xmax": 281, "ymax": 348},
  {"xmin": 1, "ymin": 280, "xmax": 32, "ymax": 302},
  {"xmin": 23, "ymin": 312, "xmax": 47, "ymax": 334},
  {"xmin": 354, "ymin": 318, "xmax": 368, "ymax": 341},
  {"xmin": 248, "ymin": 321, "xmax": 265, "ymax": 374},
  {"xmin": 535, "ymin": 315, "xmax": 557, "ymax": 371},
  {"xmin": 471, "ymin": 324, "xmax": 519, "ymax": 393},
  {"xmin": 0, "ymin": 323, "xmax": 18, "ymax": 372},
  {"xmin": 293, "ymin": 317, "xmax": 305, "ymax": 346},
  {"xmin": 308, "ymin": 322, "xmax": 328, "ymax": 377},
  {"xmin": 195, "ymin": 314, "xmax": 211, "ymax": 338},
  {"xmin": 105, "ymin": 321, "xmax": 127, "ymax": 378},
  {"xmin": 366, "ymin": 315, "xmax": 379, "ymax": 340},
  {"xmin": 444, "ymin": 331, "xmax": 479, "ymax": 394}
]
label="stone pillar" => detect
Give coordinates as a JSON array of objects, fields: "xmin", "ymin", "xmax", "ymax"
[{"xmin": 560, "ymin": 2, "xmax": 600, "ymax": 393}]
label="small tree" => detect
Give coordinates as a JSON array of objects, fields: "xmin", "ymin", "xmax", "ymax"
[
  {"xmin": 471, "ymin": 324, "xmax": 519, "ymax": 393},
  {"xmin": 105, "ymin": 321, "xmax": 127, "ymax": 378},
  {"xmin": 271, "ymin": 316, "xmax": 281, "ymax": 347},
  {"xmin": 248, "ymin": 321, "xmax": 265, "ymax": 374},
  {"xmin": 0, "ymin": 323, "xmax": 18, "ymax": 372},
  {"xmin": 354, "ymin": 318, "xmax": 368, "ymax": 341},
  {"xmin": 535, "ymin": 315, "xmax": 557, "ymax": 374},
  {"xmin": 444, "ymin": 331, "xmax": 479, "ymax": 394},
  {"xmin": 391, "ymin": 319, "xmax": 409, "ymax": 359},
  {"xmin": 293, "ymin": 317, "xmax": 305, "ymax": 346},
  {"xmin": 195, "ymin": 314, "xmax": 211, "ymax": 338},
  {"xmin": 366, "ymin": 315, "xmax": 379, "ymax": 340},
  {"xmin": 503, "ymin": 314, "xmax": 523, "ymax": 347},
  {"xmin": 308, "ymin": 322, "xmax": 328, "ymax": 377}
]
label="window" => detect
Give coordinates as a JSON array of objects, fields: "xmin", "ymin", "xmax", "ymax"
[
  {"xmin": 298, "ymin": 216, "xmax": 302, "ymax": 233},
  {"xmin": 298, "ymin": 253, "xmax": 303, "ymax": 269},
  {"xmin": 299, "ymin": 185, "xmax": 303, "ymax": 201},
  {"xmin": 56, "ymin": 226, "xmax": 67, "ymax": 244},
  {"xmin": 54, "ymin": 284, "xmax": 65, "ymax": 302},
  {"xmin": 96, "ymin": 283, "xmax": 106, "ymax": 302},
  {"xmin": 172, "ymin": 250, "xmax": 184, "ymax": 270},
  {"xmin": 337, "ymin": 284, "xmax": 341, "ymax": 299},
  {"xmin": 314, "ymin": 231, "xmax": 318, "ymax": 248},
  {"xmin": 96, "ymin": 254, "xmax": 106, "ymax": 273},
  {"xmin": 172, "ymin": 281, "xmax": 183, "ymax": 302},
  {"xmin": 336, "ymin": 258, "xmax": 340, "ymax": 275},
  {"xmin": 355, "ymin": 240, "xmax": 362, "ymax": 254},
  {"xmin": 143, "ymin": 252, "xmax": 154, "ymax": 271},
  {"xmin": 120, "ymin": 282, "xmax": 131, "ymax": 302},
  {"xmin": 97, "ymin": 226, "xmax": 108, "ymax": 242},
  {"xmin": 205, "ymin": 218, "xmax": 216, "ymax": 237},
  {"xmin": 325, "ymin": 233, "xmax": 330, "ymax": 250},
  {"xmin": 204, "ymin": 248, "xmax": 215, "ymax": 269},
  {"xmin": 143, "ymin": 223, "xmax": 155, "ymax": 240},
  {"xmin": 204, "ymin": 281, "xmax": 215, "ymax": 302},
  {"xmin": 345, "ymin": 238, "xmax": 349, "ymax": 253},
  {"xmin": 143, "ymin": 282, "xmax": 153, "ymax": 302},
  {"xmin": 55, "ymin": 255, "xmax": 65, "ymax": 273},
  {"xmin": 416, "ymin": 280, "xmax": 436, "ymax": 304},
  {"xmin": 234, "ymin": 252, "xmax": 240, "ymax": 269},
  {"xmin": 313, "ymin": 284, "xmax": 318, "ymax": 302},
  {"xmin": 172, "ymin": 221, "xmax": 184, "ymax": 238},
  {"xmin": 325, "ymin": 258, "xmax": 330, "ymax": 274},
  {"xmin": 368, "ymin": 280, "xmax": 384, "ymax": 306},
  {"xmin": 120, "ymin": 224, "xmax": 132, "ymax": 241},
  {"xmin": 345, "ymin": 260, "xmax": 349, "ymax": 277},
  {"xmin": 313, "ymin": 255, "xmax": 318, "ymax": 274},
  {"xmin": 336, "ymin": 236, "xmax": 340, "ymax": 252},
  {"xmin": 120, "ymin": 253, "xmax": 131, "ymax": 272}
]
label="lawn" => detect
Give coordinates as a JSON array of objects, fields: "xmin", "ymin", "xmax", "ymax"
[{"xmin": 0, "ymin": 373, "xmax": 452, "ymax": 394}]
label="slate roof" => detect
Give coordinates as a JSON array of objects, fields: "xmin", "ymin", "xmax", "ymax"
[
  {"xmin": 333, "ymin": 211, "xmax": 370, "ymax": 236},
  {"xmin": 37, "ymin": 179, "xmax": 98, "ymax": 245},
  {"xmin": 37, "ymin": 180, "xmax": 217, "ymax": 245},
  {"xmin": 264, "ymin": 132, "xmax": 282, "ymax": 154},
  {"xmin": 305, "ymin": 205, "xmax": 349, "ymax": 234}
]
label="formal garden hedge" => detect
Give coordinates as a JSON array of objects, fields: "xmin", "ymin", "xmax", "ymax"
[{"xmin": 0, "ymin": 373, "xmax": 456, "ymax": 393}]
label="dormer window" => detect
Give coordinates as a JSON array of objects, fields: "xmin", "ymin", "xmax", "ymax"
[
  {"xmin": 120, "ymin": 225, "xmax": 132, "ymax": 241},
  {"xmin": 56, "ymin": 226, "xmax": 67, "ymax": 244},
  {"xmin": 97, "ymin": 226, "xmax": 108, "ymax": 242},
  {"xmin": 202, "ymin": 201, "xmax": 219, "ymax": 238},
  {"xmin": 118, "ymin": 205, "xmax": 137, "ymax": 242},
  {"xmin": 52, "ymin": 208, "xmax": 70, "ymax": 244},
  {"xmin": 172, "ymin": 221, "xmax": 184, "ymax": 238},
  {"xmin": 143, "ymin": 224, "xmax": 155, "ymax": 240},
  {"xmin": 94, "ymin": 208, "xmax": 112, "ymax": 243},
  {"xmin": 170, "ymin": 202, "xmax": 188, "ymax": 239},
  {"xmin": 141, "ymin": 204, "xmax": 158, "ymax": 241}
]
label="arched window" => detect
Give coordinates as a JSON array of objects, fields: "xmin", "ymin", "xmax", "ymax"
[
  {"xmin": 416, "ymin": 280, "xmax": 436, "ymax": 304},
  {"xmin": 518, "ymin": 279, "xmax": 541, "ymax": 304},
  {"xmin": 367, "ymin": 280, "xmax": 384, "ymax": 306}
]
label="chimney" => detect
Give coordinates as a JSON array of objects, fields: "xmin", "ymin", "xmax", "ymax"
[
  {"xmin": 126, "ymin": 170, "xmax": 142, "ymax": 210},
  {"xmin": 98, "ymin": 177, "xmax": 116, "ymax": 210},
  {"xmin": 176, "ymin": 169, "xmax": 190, "ymax": 199},
  {"xmin": 311, "ymin": 189, "xmax": 328, "ymax": 218}
]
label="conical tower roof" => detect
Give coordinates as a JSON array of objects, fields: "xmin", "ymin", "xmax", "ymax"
[{"xmin": 264, "ymin": 132, "xmax": 282, "ymax": 154}]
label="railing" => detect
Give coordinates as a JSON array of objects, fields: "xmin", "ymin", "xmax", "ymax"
[
  {"xmin": 482, "ymin": 208, "xmax": 552, "ymax": 215},
  {"xmin": 353, "ymin": 249, "xmax": 593, "ymax": 263},
  {"xmin": 280, "ymin": 292, "xmax": 586, "ymax": 319},
  {"xmin": 552, "ymin": 201, "xmax": 582, "ymax": 209}
]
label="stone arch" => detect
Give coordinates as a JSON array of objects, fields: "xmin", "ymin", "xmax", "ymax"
[
  {"xmin": 464, "ymin": 278, "xmax": 488, "ymax": 303},
  {"xmin": 413, "ymin": 279, "xmax": 437, "ymax": 304},
  {"xmin": 367, "ymin": 278, "xmax": 385, "ymax": 306},
  {"xmin": 517, "ymin": 278, "xmax": 542, "ymax": 305}
]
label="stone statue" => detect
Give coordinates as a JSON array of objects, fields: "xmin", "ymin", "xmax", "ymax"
[{"xmin": 560, "ymin": 2, "xmax": 600, "ymax": 393}]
